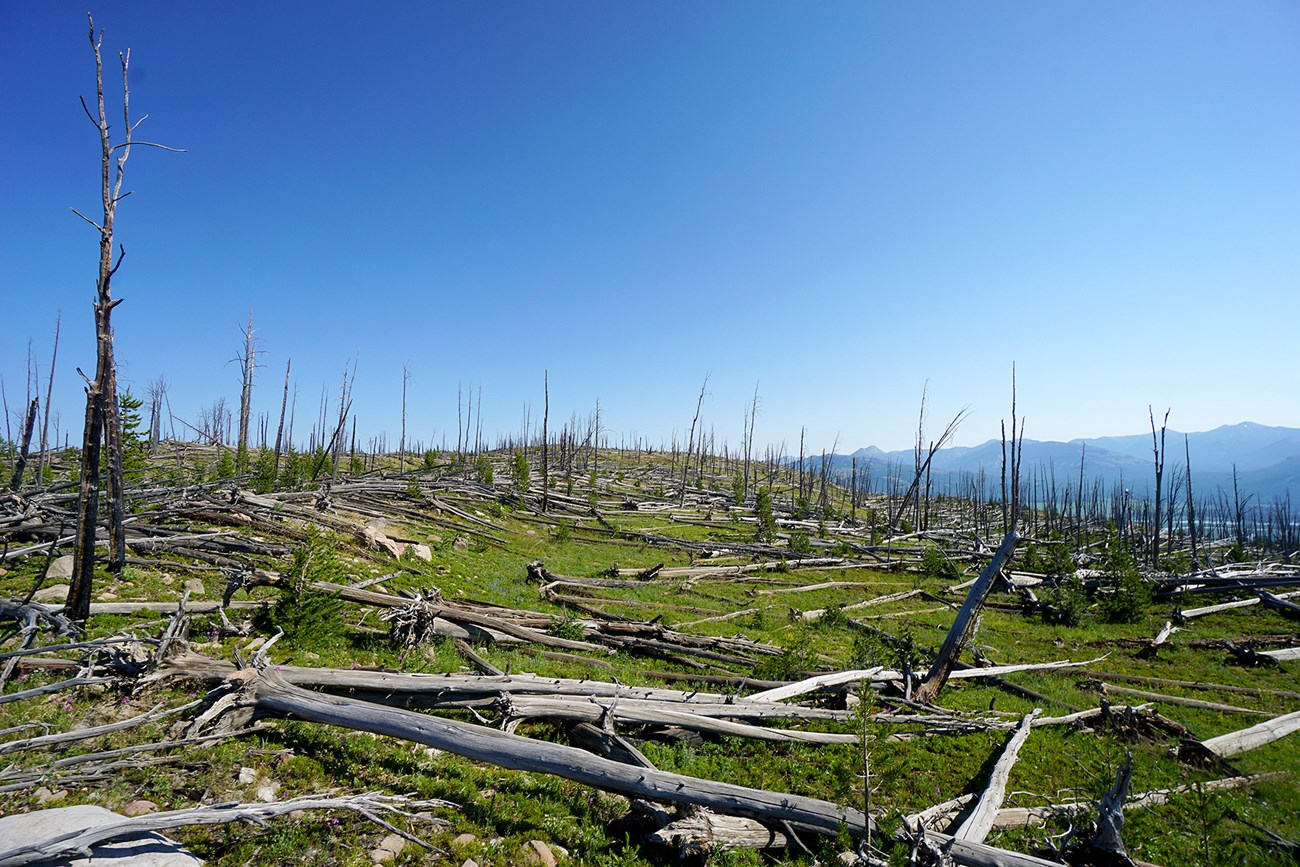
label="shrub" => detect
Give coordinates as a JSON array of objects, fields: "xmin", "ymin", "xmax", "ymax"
[
  {"xmin": 920, "ymin": 547, "xmax": 959, "ymax": 581},
  {"xmin": 1099, "ymin": 530, "xmax": 1150, "ymax": 624},
  {"xmin": 253, "ymin": 448, "xmax": 277, "ymax": 494},
  {"xmin": 512, "ymin": 450, "xmax": 530, "ymax": 492},
  {"xmin": 1040, "ymin": 577, "xmax": 1089, "ymax": 626},
  {"xmin": 267, "ymin": 527, "xmax": 347, "ymax": 650},
  {"xmin": 422, "ymin": 449, "xmax": 438, "ymax": 470},
  {"xmin": 789, "ymin": 531, "xmax": 812, "ymax": 555},
  {"xmin": 475, "ymin": 454, "xmax": 494, "ymax": 484},
  {"xmin": 754, "ymin": 488, "xmax": 777, "ymax": 542}
]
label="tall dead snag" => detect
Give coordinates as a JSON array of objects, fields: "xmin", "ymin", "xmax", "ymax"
[
  {"xmin": 541, "ymin": 371, "xmax": 550, "ymax": 513},
  {"xmin": 912, "ymin": 529, "xmax": 1020, "ymax": 704},
  {"xmin": 890, "ymin": 400, "xmax": 968, "ymax": 531},
  {"xmin": 66, "ymin": 15, "xmax": 181, "ymax": 622},
  {"xmin": 1184, "ymin": 434, "xmax": 1197, "ymax": 568},
  {"xmin": 272, "ymin": 359, "xmax": 291, "ymax": 475},
  {"xmin": 35, "ymin": 311, "xmax": 61, "ymax": 484},
  {"xmin": 235, "ymin": 309, "xmax": 258, "ymax": 470},
  {"xmin": 7, "ymin": 398, "xmax": 38, "ymax": 491},
  {"xmin": 679, "ymin": 374, "xmax": 709, "ymax": 506},
  {"xmin": 1149, "ymin": 407, "xmax": 1169, "ymax": 568}
]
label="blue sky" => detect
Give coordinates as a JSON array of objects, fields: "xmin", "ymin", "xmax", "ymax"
[{"xmin": 2, "ymin": 2, "xmax": 1298, "ymax": 455}]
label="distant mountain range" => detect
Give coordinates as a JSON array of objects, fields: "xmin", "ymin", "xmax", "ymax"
[{"xmin": 835, "ymin": 422, "xmax": 1300, "ymax": 502}]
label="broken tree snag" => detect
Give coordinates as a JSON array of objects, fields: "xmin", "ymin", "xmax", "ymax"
[
  {"xmin": 225, "ymin": 667, "xmax": 870, "ymax": 838},
  {"xmin": 913, "ymin": 530, "xmax": 1019, "ymax": 704},
  {"xmin": 1087, "ymin": 751, "xmax": 1133, "ymax": 863},
  {"xmin": 953, "ymin": 709, "xmax": 1041, "ymax": 844}
]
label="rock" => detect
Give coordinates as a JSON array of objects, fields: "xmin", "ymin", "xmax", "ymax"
[
  {"xmin": 161, "ymin": 575, "xmax": 174, "ymax": 585},
  {"xmin": 121, "ymin": 799, "xmax": 159, "ymax": 817},
  {"xmin": 523, "ymin": 840, "xmax": 557, "ymax": 867},
  {"xmin": 370, "ymin": 832, "xmax": 407, "ymax": 863},
  {"xmin": 33, "ymin": 786, "xmax": 67, "ymax": 805},
  {"xmin": 255, "ymin": 784, "xmax": 278, "ymax": 802},
  {"xmin": 452, "ymin": 536, "xmax": 470, "ymax": 552},
  {"xmin": 100, "ymin": 591, "xmax": 118, "ymax": 601},
  {"xmin": 0, "ymin": 804, "xmax": 201, "ymax": 866},
  {"xmin": 47, "ymin": 555, "xmax": 74, "ymax": 580},
  {"xmin": 32, "ymin": 583, "xmax": 70, "ymax": 603},
  {"xmin": 363, "ymin": 526, "xmax": 405, "ymax": 558},
  {"xmin": 461, "ymin": 861, "xmax": 479, "ymax": 867},
  {"xmin": 406, "ymin": 543, "xmax": 433, "ymax": 562},
  {"xmin": 237, "ymin": 767, "xmax": 257, "ymax": 785},
  {"xmin": 182, "ymin": 578, "xmax": 206, "ymax": 596}
]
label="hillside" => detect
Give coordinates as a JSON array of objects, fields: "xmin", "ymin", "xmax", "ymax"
[{"xmin": 1, "ymin": 445, "xmax": 1298, "ymax": 866}]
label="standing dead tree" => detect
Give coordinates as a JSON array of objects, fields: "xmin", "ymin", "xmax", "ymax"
[
  {"xmin": 1149, "ymin": 406, "xmax": 1169, "ymax": 568},
  {"xmin": 7, "ymin": 398, "xmax": 38, "ymax": 491},
  {"xmin": 67, "ymin": 15, "xmax": 182, "ymax": 622},
  {"xmin": 679, "ymin": 374, "xmax": 709, "ymax": 506},
  {"xmin": 35, "ymin": 311, "xmax": 62, "ymax": 484},
  {"xmin": 234, "ymin": 309, "xmax": 259, "ymax": 471}
]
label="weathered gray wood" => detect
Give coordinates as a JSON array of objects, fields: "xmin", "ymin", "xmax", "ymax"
[
  {"xmin": 953, "ymin": 709, "xmax": 1040, "ymax": 843},
  {"xmin": 647, "ymin": 809, "xmax": 787, "ymax": 856},
  {"xmin": 914, "ymin": 530, "xmax": 1019, "ymax": 703},
  {"xmin": 1199, "ymin": 708, "xmax": 1300, "ymax": 758},
  {"xmin": 234, "ymin": 667, "xmax": 871, "ymax": 838}
]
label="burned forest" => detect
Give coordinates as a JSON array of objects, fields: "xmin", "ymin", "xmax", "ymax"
[{"xmin": 3, "ymin": 14, "xmax": 1299, "ymax": 867}]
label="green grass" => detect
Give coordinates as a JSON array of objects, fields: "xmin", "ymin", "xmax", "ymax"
[{"xmin": 2, "ymin": 447, "xmax": 1297, "ymax": 865}]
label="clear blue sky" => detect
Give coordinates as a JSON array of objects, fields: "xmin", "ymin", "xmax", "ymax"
[{"xmin": 3, "ymin": 2, "xmax": 1298, "ymax": 455}]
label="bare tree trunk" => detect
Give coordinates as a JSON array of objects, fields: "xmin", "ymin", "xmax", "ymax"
[
  {"xmin": 913, "ymin": 530, "xmax": 1020, "ymax": 704},
  {"xmin": 541, "ymin": 371, "xmax": 550, "ymax": 513},
  {"xmin": 72, "ymin": 17, "xmax": 155, "ymax": 617},
  {"xmin": 273, "ymin": 359, "xmax": 291, "ymax": 475},
  {"xmin": 399, "ymin": 364, "xmax": 409, "ymax": 473},
  {"xmin": 103, "ymin": 358, "xmax": 126, "ymax": 571},
  {"xmin": 8, "ymin": 398, "xmax": 39, "ymax": 491},
  {"xmin": 1149, "ymin": 406, "xmax": 1169, "ymax": 568},
  {"xmin": 1185, "ymin": 434, "xmax": 1197, "ymax": 567},
  {"xmin": 679, "ymin": 375, "xmax": 709, "ymax": 506},
  {"xmin": 36, "ymin": 312, "xmax": 62, "ymax": 485},
  {"xmin": 236, "ymin": 308, "xmax": 256, "ymax": 465}
]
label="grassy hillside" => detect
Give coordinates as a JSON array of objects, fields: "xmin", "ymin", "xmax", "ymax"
[{"xmin": 1, "ymin": 445, "xmax": 1297, "ymax": 866}]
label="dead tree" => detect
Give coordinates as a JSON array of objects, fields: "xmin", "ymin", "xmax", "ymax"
[
  {"xmin": 234, "ymin": 309, "xmax": 258, "ymax": 468},
  {"xmin": 1149, "ymin": 407, "xmax": 1169, "ymax": 568},
  {"xmin": 67, "ymin": 15, "xmax": 182, "ymax": 621},
  {"xmin": 272, "ymin": 359, "xmax": 291, "ymax": 475},
  {"xmin": 913, "ymin": 529, "xmax": 1020, "ymax": 704},
  {"xmin": 35, "ymin": 311, "xmax": 62, "ymax": 484},
  {"xmin": 399, "ymin": 364, "xmax": 409, "ymax": 472},
  {"xmin": 7, "ymin": 398, "xmax": 38, "ymax": 491},
  {"xmin": 679, "ymin": 374, "xmax": 709, "ymax": 506},
  {"xmin": 1000, "ymin": 366, "xmax": 1025, "ymax": 535},
  {"xmin": 541, "ymin": 371, "xmax": 550, "ymax": 513},
  {"xmin": 1184, "ymin": 434, "xmax": 1197, "ymax": 567}
]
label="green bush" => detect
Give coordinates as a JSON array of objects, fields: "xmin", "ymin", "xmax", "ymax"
[
  {"xmin": 754, "ymin": 488, "xmax": 777, "ymax": 542},
  {"xmin": 267, "ymin": 527, "xmax": 347, "ymax": 650},
  {"xmin": 253, "ymin": 448, "xmax": 277, "ymax": 494},
  {"xmin": 920, "ymin": 547, "xmax": 959, "ymax": 581},
  {"xmin": 789, "ymin": 531, "xmax": 812, "ymax": 555},
  {"xmin": 1099, "ymin": 530, "xmax": 1151, "ymax": 624},
  {"xmin": 422, "ymin": 448, "xmax": 438, "ymax": 470},
  {"xmin": 475, "ymin": 454, "xmax": 494, "ymax": 484},
  {"xmin": 1040, "ymin": 577, "xmax": 1089, "ymax": 626},
  {"xmin": 512, "ymin": 449, "xmax": 530, "ymax": 492}
]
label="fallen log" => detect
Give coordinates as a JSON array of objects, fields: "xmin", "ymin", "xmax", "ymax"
[
  {"xmin": 1196, "ymin": 708, "xmax": 1300, "ymax": 758},
  {"xmin": 214, "ymin": 666, "xmax": 872, "ymax": 838},
  {"xmin": 953, "ymin": 709, "xmax": 1041, "ymax": 843}
]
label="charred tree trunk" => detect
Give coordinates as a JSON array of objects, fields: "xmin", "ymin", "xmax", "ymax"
[
  {"xmin": 273, "ymin": 358, "xmax": 291, "ymax": 475},
  {"xmin": 8, "ymin": 398, "xmax": 38, "ymax": 491}
]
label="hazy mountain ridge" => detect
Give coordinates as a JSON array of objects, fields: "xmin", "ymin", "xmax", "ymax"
[{"xmin": 838, "ymin": 422, "xmax": 1299, "ymax": 500}]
